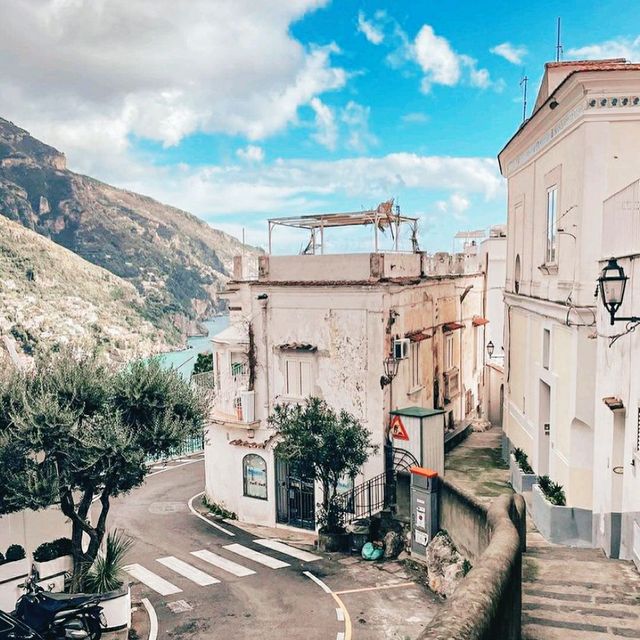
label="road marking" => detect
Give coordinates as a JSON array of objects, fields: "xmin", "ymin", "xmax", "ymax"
[
  {"xmin": 124, "ymin": 564, "xmax": 182, "ymax": 596},
  {"xmin": 156, "ymin": 556, "xmax": 220, "ymax": 586},
  {"xmin": 336, "ymin": 608, "xmax": 344, "ymax": 622},
  {"xmin": 223, "ymin": 544, "xmax": 289, "ymax": 569},
  {"xmin": 141, "ymin": 598, "xmax": 158, "ymax": 640},
  {"xmin": 187, "ymin": 491, "xmax": 235, "ymax": 536},
  {"xmin": 337, "ymin": 634, "xmax": 345, "ymax": 640},
  {"xmin": 190, "ymin": 549, "xmax": 256, "ymax": 577},
  {"xmin": 254, "ymin": 539, "xmax": 321, "ymax": 562},
  {"xmin": 147, "ymin": 458, "xmax": 203, "ymax": 478},
  {"xmin": 334, "ymin": 582, "xmax": 414, "ymax": 595},
  {"xmin": 303, "ymin": 570, "xmax": 332, "ymax": 593}
]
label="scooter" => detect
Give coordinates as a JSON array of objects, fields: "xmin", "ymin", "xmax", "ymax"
[{"xmin": 13, "ymin": 574, "xmax": 105, "ymax": 640}]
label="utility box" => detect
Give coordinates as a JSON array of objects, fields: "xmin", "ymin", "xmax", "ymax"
[{"xmin": 410, "ymin": 467, "xmax": 439, "ymax": 558}]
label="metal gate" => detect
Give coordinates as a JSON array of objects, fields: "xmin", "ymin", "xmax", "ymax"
[{"xmin": 275, "ymin": 457, "xmax": 315, "ymax": 530}]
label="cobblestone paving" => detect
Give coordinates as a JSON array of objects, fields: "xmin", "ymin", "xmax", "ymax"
[{"xmin": 446, "ymin": 427, "xmax": 640, "ymax": 639}]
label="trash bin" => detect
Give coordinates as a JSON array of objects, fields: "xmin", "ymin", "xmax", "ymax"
[{"xmin": 348, "ymin": 518, "xmax": 370, "ymax": 553}]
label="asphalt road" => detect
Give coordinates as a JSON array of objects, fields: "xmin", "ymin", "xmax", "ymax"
[{"xmin": 109, "ymin": 457, "xmax": 342, "ymax": 640}]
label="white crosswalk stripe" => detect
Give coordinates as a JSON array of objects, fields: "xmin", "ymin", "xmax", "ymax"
[
  {"xmin": 190, "ymin": 549, "xmax": 256, "ymax": 577},
  {"xmin": 223, "ymin": 543, "xmax": 290, "ymax": 569},
  {"xmin": 124, "ymin": 563, "xmax": 182, "ymax": 596},
  {"xmin": 254, "ymin": 539, "xmax": 321, "ymax": 562},
  {"xmin": 156, "ymin": 556, "xmax": 220, "ymax": 586}
]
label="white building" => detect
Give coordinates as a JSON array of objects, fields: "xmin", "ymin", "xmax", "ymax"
[
  {"xmin": 203, "ymin": 211, "xmax": 491, "ymax": 530},
  {"xmin": 499, "ymin": 58, "xmax": 640, "ymax": 558}
]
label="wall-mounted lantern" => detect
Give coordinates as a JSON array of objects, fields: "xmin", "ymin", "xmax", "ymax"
[
  {"xmin": 380, "ymin": 355, "xmax": 400, "ymax": 388},
  {"xmin": 486, "ymin": 341, "xmax": 495, "ymax": 358},
  {"xmin": 598, "ymin": 257, "xmax": 639, "ymax": 325}
]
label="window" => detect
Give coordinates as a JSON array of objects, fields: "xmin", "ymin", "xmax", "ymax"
[
  {"xmin": 546, "ymin": 187, "xmax": 558, "ymax": 263},
  {"xmin": 445, "ymin": 334, "xmax": 454, "ymax": 371},
  {"xmin": 410, "ymin": 342, "xmax": 420, "ymax": 388},
  {"xmin": 473, "ymin": 326, "xmax": 478, "ymax": 372},
  {"xmin": 243, "ymin": 454, "xmax": 267, "ymax": 500},
  {"xmin": 542, "ymin": 329, "xmax": 550, "ymax": 370},
  {"xmin": 285, "ymin": 358, "xmax": 312, "ymax": 398},
  {"xmin": 514, "ymin": 254, "xmax": 521, "ymax": 294}
]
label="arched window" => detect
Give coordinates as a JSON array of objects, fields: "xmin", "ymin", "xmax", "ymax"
[
  {"xmin": 243, "ymin": 454, "xmax": 268, "ymax": 500},
  {"xmin": 514, "ymin": 254, "xmax": 521, "ymax": 294}
]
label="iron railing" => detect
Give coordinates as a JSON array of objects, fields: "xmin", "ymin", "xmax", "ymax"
[
  {"xmin": 335, "ymin": 472, "xmax": 388, "ymax": 524},
  {"xmin": 146, "ymin": 432, "xmax": 205, "ymax": 464}
]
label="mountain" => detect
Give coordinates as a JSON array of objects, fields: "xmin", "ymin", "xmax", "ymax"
[
  {"xmin": 0, "ymin": 215, "xmax": 175, "ymax": 361},
  {"xmin": 0, "ymin": 117, "xmax": 259, "ymax": 340}
]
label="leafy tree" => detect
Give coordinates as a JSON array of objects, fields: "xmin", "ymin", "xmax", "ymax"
[
  {"xmin": 192, "ymin": 353, "xmax": 213, "ymax": 375},
  {"xmin": 0, "ymin": 351, "xmax": 206, "ymax": 589},
  {"xmin": 268, "ymin": 397, "xmax": 377, "ymax": 533}
]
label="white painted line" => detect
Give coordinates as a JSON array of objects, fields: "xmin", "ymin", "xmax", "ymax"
[
  {"xmin": 187, "ymin": 492, "xmax": 235, "ymax": 537},
  {"xmin": 141, "ymin": 598, "xmax": 158, "ymax": 640},
  {"xmin": 156, "ymin": 556, "xmax": 220, "ymax": 586},
  {"xmin": 148, "ymin": 458, "xmax": 203, "ymax": 478},
  {"xmin": 223, "ymin": 543, "xmax": 289, "ymax": 569},
  {"xmin": 336, "ymin": 633, "xmax": 345, "ymax": 640},
  {"xmin": 254, "ymin": 539, "xmax": 321, "ymax": 562},
  {"xmin": 336, "ymin": 607, "xmax": 344, "ymax": 622},
  {"xmin": 191, "ymin": 549, "xmax": 256, "ymax": 577},
  {"xmin": 303, "ymin": 570, "xmax": 332, "ymax": 593},
  {"xmin": 124, "ymin": 564, "xmax": 182, "ymax": 596}
]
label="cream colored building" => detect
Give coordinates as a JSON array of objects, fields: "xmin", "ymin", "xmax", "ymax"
[
  {"xmin": 203, "ymin": 213, "xmax": 490, "ymax": 530},
  {"xmin": 499, "ymin": 58, "xmax": 640, "ymax": 554}
]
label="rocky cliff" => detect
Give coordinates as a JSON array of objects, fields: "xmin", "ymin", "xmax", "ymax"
[{"xmin": 0, "ymin": 116, "xmax": 259, "ymax": 339}]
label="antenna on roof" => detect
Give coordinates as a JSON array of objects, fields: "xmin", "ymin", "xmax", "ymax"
[
  {"xmin": 519, "ymin": 71, "xmax": 528, "ymax": 122},
  {"xmin": 556, "ymin": 17, "xmax": 563, "ymax": 62}
]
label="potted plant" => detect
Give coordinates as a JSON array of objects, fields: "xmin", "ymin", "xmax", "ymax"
[
  {"xmin": 509, "ymin": 448, "xmax": 537, "ymax": 493},
  {"xmin": 269, "ymin": 397, "xmax": 378, "ymax": 552},
  {"xmin": 0, "ymin": 544, "xmax": 28, "ymax": 583},
  {"xmin": 84, "ymin": 530, "xmax": 133, "ymax": 632},
  {"xmin": 33, "ymin": 538, "xmax": 74, "ymax": 581}
]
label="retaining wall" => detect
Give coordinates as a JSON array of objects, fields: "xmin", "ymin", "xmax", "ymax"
[{"xmin": 418, "ymin": 481, "xmax": 525, "ymax": 640}]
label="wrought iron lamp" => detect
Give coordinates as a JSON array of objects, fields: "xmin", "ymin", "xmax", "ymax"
[
  {"xmin": 598, "ymin": 257, "xmax": 639, "ymax": 325},
  {"xmin": 486, "ymin": 340, "xmax": 495, "ymax": 358},
  {"xmin": 380, "ymin": 355, "xmax": 400, "ymax": 388}
]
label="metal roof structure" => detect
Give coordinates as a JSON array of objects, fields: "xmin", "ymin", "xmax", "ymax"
[{"xmin": 267, "ymin": 200, "xmax": 419, "ymax": 254}]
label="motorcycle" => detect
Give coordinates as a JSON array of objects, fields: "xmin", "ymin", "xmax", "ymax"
[{"xmin": 13, "ymin": 574, "xmax": 105, "ymax": 640}]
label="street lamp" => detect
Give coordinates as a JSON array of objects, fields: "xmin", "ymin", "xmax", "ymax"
[
  {"xmin": 598, "ymin": 257, "xmax": 639, "ymax": 325},
  {"xmin": 380, "ymin": 355, "xmax": 400, "ymax": 388},
  {"xmin": 486, "ymin": 341, "xmax": 495, "ymax": 358}
]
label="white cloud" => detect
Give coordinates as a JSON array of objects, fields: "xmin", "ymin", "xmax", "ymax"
[
  {"xmin": 435, "ymin": 193, "xmax": 471, "ymax": 221},
  {"xmin": 0, "ymin": 0, "xmax": 346, "ymax": 152},
  {"xmin": 490, "ymin": 42, "xmax": 528, "ymax": 65},
  {"xmin": 236, "ymin": 145, "xmax": 265, "ymax": 163},
  {"xmin": 567, "ymin": 36, "xmax": 640, "ymax": 61},
  {"xmin": 357, "ymin": 11, "xmax": 384, "ymax": 45},
  {"xmin": 310, "ymin": 97, "xmax": 338, "ymax": 150},
  {"xmin": 341, "ymin": 102, "xmax": 377, "ymax": 152},
  {"xmin": 401, "ymin": 112, "xmax": 429, "ymax": 124}
]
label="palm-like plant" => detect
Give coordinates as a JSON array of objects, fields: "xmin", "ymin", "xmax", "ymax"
[{"xmin": 84, "ymin": 530, "xmax": 133, "ymax": 594}]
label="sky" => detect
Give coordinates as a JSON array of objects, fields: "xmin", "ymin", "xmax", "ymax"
[{"xmin": 2, "ymin": 0, "xmax": 640, "ymax": 254}]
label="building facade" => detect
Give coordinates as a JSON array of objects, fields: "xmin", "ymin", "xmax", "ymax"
[
  {"xmin": 203, "ymin": 231, "xmax": 490, "ymax": 529},
  {"xmin": 499, "ymin": 59, "xmax": 640, "ymax": 557}
]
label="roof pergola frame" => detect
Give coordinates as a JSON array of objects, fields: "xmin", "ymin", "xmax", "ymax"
[{"xmin": 267, "ymin": 206, "xmax": 419, "ymax": 255}]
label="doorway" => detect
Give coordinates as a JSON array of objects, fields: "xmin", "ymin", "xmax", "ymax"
[
  {"xmin": 538, "ymin": 381, "xmax": 551, "ymax": 476},
  {"xmin": 275, "ymin": 456, "xmax": 315, "ymax": 530}
]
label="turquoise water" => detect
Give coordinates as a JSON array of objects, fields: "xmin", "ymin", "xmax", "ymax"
[{"xmin": 157, "ymin": 316, "xmax": 230, "ymax": 379}]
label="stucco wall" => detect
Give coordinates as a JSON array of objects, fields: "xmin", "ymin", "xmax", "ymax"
[{"xmin": 418, "ymin": 483, "xmax": 525, "ymax": 640}]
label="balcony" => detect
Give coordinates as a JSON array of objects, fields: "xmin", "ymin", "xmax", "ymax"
[{"xmin": 210, "ymin": 391, "xmax": 259, "ymax": 430}]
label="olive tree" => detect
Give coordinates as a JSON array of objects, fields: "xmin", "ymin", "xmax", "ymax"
[
  {"xmin": 0, "ymin": 351, "xmax": 206, "ymax": 588},
  {"xmin": 268, "ymin": 397, "xmax": 377, "ymax": 533}
]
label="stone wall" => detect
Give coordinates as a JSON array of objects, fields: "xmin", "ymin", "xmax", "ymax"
[{"xmin": 418, "ymin": 481, "xmax": 526, "ymax": 640}]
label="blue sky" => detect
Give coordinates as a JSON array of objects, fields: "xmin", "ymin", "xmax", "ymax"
[{"xmin": 3, "ymin": 0, "xmax": 640, "ymax": 253}]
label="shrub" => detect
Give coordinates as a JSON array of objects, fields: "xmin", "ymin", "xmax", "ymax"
[
  {"xmin": 33, "ymin": 538, "xmax": 73, "ymax": 563},
  {"xmin": 537, "ymin": 475, "xmax": 566, "ymax": 506},
  {"xmin": 85, "ymin": 530, "xmax": 133, "ymax": 594},
  {"xmin": 202, "ymin": 496, "xmax": 237, "ymax": 520},
  {"xmin": 5, "ymin": 544, "xmax": 26, "ymax": 562},
  {"xmin": 0, "ymin": 551, "xmax": 5, "ymax": 566},
  {"xmin": 513, "ymin": 448, "xmax": 534, "ymax": 475}
]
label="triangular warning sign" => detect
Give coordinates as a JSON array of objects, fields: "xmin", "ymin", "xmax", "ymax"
[{"xmin": 390, "ymin": 415, "xmax": 409, "ymax": 441}]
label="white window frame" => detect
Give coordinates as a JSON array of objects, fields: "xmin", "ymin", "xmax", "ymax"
[
  {"xmin": 546, "ymin": 186, "xmax": 558, "ymax": 264},
  {"xmin": 284, "ymin": 357, "xmax": 313, "ymax": 399},
  {"xmin": 410, "ymin": 341, "xmax": 420, "ymax": 389},
  {"xmin": 445, "ymin": 334, "xmax": 454, "ymax": 371}
]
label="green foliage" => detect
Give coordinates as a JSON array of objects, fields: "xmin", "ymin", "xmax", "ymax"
[
  {"xmin": 193, "ymin": 353, "xmax": 213, "ymax": 375},
  {"xmin": 513, "ymin": 448, "xmax": 534, "ymax": 475},
  {"xmin": 202, "ymin": 496, "xmax": 237, "ymax": 520},
  {"xmin": 33, "ymin": 538, "xmax": 72, "ymax": 563},
  {"xmin": 462, "ymin": 559, "xmax": 472, "ymax": 576},
  {"xmin": 0, "ymin": 349, "xmax": 207, "ymax": 588},
  {"xmin": 84, "ymin": 530, "xmax": 133, "ymax": 594},
  {"xmin": 537, "ymin": 475, "xmax": 566, "ymax": 506},
  {"xmin": 0, "ymin": 552, "xmax": 4, "ymax": 565},
  {"xmin": 269, "ymin": 397, "xmax": 378, "ymax": 533},
  {"xmin": 5, "ymin": 545, "xmax": 25, "ymax": 563}
]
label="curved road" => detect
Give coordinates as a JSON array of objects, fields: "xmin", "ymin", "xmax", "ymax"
[{"xmin": 110, "ymin": 458, "xmax": 341, "ymax": 640}]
